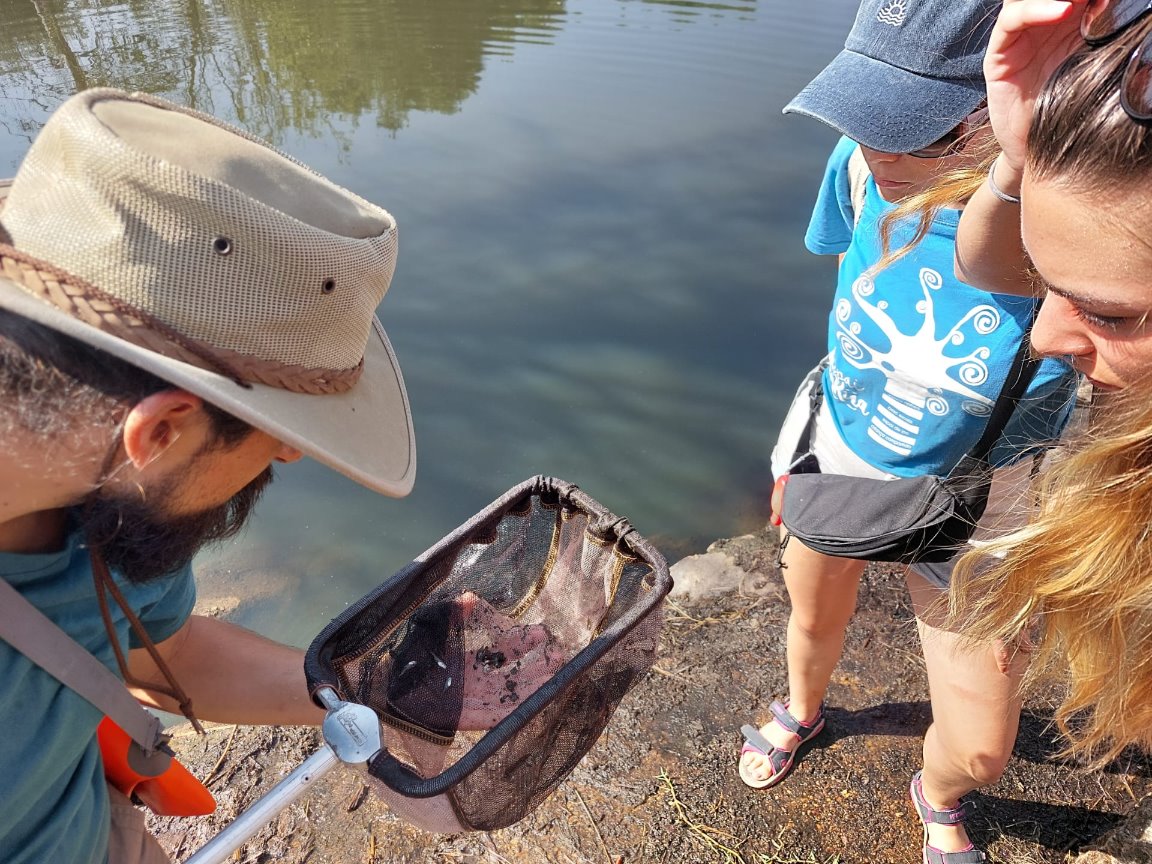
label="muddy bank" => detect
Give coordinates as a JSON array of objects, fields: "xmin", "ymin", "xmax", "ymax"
[{"xmin": 150, "ymin": 529, "xmax": 1152, "ymax": 863}]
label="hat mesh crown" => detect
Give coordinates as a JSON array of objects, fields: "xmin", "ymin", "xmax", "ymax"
[{"xmin": 2, "ymin": 88, "xmax": 397, "ymax": 376}]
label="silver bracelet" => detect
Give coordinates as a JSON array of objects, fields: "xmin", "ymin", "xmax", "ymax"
[{"xmin": 987, "ymin": 155, "xmax": 1022, "ymax": 204}]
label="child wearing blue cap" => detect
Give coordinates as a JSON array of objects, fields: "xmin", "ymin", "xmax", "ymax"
[{"xmin": 738, "ymin": 1, "xmax": 1078, "ymax": 861}]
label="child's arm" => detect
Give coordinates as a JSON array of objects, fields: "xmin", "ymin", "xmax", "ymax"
[{"xmin": 805, "ymin": 137, "xmax": 858, "ymax": 258}]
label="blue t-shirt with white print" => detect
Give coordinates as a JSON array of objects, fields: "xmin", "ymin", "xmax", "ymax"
[
  {"xmin": 805, "ymin": 136, "xmax": 1076, "ymax": 477},
  {"xmin": 0, "ymin": 525, "xmax": 195, "ymax": 864}
]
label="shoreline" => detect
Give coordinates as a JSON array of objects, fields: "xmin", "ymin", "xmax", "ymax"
[{"xmin": 151, "ymin": 528, "xmax": 1152, "ymax": 863}]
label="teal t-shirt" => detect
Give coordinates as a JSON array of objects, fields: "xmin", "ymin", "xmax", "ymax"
[
  {"xmin": 0, "ymin": 526, "xmax": 195, "ymax": 864},
  {"xmin": 805, "ymin": 136, "xmax": 1077, "ymax": 476}
]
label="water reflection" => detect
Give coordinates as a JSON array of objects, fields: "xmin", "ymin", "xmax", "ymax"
[
  {"xmin": 0, "ymin": 0, "xmax": 860, "ymax": 645},
  {"xmin": 639, "ymin": 0, "xmax": 758, "ymax": 16},
  {"xmin": 0, "ymin": 0, "xmax": 567, "ymax": 151}
]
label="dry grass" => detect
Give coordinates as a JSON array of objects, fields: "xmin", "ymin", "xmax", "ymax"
[{"xmin": 658, "ymin": 770, "xmax": 748, "ymax": 863}]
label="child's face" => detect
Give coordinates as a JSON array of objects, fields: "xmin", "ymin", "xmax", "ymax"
[{"xmin": 858, "ymin": 121, "xmax": 991, "ymax": 203}]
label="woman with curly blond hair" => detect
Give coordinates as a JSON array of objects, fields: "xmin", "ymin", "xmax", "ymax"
[{"xmin": 953, "ymin": 0, "xmax": 1152, "ymax": 766}]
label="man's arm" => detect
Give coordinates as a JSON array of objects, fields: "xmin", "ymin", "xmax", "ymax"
[
  {"xmin": 954, "ymin": 157, "xmax": 1036, "ymax": 296},
  {"xmin": 126, "ymin": 614, "xmax": 325, "ymax": 726}
]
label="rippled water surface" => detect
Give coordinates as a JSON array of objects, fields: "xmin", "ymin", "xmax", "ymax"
[{"xmin": 0, "ymin": 0, "xmax": 859, "ymax": 643}]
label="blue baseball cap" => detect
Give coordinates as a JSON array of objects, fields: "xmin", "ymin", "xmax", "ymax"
[{"xmin": 784, "ymin": 0, "xmax": 1000, "ymax": 153}]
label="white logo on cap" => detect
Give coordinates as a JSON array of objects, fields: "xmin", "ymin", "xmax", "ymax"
[{"xmin": 876, "ymin": 0, "xmax": 907, "ymax": 26}]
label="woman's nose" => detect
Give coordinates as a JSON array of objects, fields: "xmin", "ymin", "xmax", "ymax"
[{"xmin": 1031, "ymin": 292, "xmax": 1094, "ymax": 359}]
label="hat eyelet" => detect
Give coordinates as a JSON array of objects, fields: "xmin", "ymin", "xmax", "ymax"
[
  {"xmin": 212, "ymin": 236, "xmax": 233, "ymax": 256},
  {"xmin": 321, "ymin": 278, "xmax": 336, "ymax": 295}
]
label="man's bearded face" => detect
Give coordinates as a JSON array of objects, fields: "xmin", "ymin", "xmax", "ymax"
[{"xmin": 80, "ymin": 464, "xmax": 274, "ymax": 583}]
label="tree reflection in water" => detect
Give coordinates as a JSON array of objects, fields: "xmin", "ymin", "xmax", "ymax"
[{"xmin": 0, "ymin": 0, "xmax": 565, "ymax": 149}]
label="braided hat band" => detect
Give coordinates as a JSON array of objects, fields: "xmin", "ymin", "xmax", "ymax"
[{"xmin": 0, "ymin": 244, "xmax": 362, "ymax": 395}]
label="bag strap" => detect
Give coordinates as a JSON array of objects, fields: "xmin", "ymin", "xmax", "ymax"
[
  {"xmin": 847, "ymin": 145, "xmax": 870, "ymax": 228},
  {"xmin": 963, "ymin": 319, "xmax": 1040, "ymax": 464},
  {"xmin": 788, "ymin": 358, "xmax": 828, "ymax": 468},
  {"xmin": 0, "ymin": 574, "xmax": 167, "ymax": 755}
]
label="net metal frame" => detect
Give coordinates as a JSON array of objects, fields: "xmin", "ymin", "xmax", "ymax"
[{"xmin": 303, "ymin": 476, "xmax": 670, "ymax": 832}]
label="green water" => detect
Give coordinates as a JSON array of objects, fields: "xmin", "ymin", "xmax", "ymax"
[{"xmin": 0, "ymin": 0, "xmax": 857, "ymax": 644}]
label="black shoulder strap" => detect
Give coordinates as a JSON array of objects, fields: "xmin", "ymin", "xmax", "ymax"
[
  {"xmin": 788, "ymin": 359, "xmax": 828, "ymax": 470},
  {"xmin": 965, "ymin": 324, "xmax": 1040, "ymax": 463}
]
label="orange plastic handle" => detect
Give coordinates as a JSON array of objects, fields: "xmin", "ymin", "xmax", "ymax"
[{"xmin": 97, "ymin": 717, "xmax": 216, "ymax": 816}]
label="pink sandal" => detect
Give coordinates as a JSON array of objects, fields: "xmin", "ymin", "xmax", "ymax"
[
  {"xmin": 910, "ymin": 770, "xmax": 986, "ymax": 863},
  {"xmin": 738, "ymin": 699, "xmax": 825, "ymax": 789}
]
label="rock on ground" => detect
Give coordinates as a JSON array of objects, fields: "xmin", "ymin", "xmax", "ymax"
[
  {"xmin": 151, "ymin": 528, "xmax": 1152, "ymax": 864},
  {"xmin": 1074, "ymin": 794, "xmax": 1152, "ymax": 863}
]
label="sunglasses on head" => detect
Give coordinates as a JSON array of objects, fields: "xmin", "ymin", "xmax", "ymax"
[
  {"xmin": 904, "ymin": 106, "xmax": 990, "ymax": 159},
  {"xmin": 1081, "ymin": 0, "xmax": 1152, "ymax": 120}
]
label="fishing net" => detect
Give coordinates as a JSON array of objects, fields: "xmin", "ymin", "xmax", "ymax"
[{"xmin": 304, "ymin": 476, "xmax": 670, "ymax": 833}]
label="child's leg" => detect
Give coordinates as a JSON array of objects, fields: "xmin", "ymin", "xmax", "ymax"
[
  {"xmin": 740, "ymin": 532, "xmax": 866, "ymax": 783},
  {"xmin": 907, "ymin": 569, "xmax": 1027, "ymax": 854},
  {"xmin": 748, "ymin": 354, "xmax": 879, "ymax": 784}
]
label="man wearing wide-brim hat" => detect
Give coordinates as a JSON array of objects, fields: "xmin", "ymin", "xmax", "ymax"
[{"xmin": 0, "ymin": 88, "xmax": 415, "ymax": 863}]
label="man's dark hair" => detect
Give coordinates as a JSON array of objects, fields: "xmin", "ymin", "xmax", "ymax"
[{"xmin": 0, "ymin": 309, "xmax": 252, "ymax": 445}]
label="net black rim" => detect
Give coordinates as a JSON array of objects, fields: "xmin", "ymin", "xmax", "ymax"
[{"xmin": 304, "ymin": 475, "xmax": 672, "ymax": 799}]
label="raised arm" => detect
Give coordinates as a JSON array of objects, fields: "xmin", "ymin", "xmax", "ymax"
[
  {"xmin": 955, "ymin": 155, "xmax": 1034, "ymax": 294},
  {"xmin": 955, "ymin": 0, "xmax": 1089, "ymax": 294}
]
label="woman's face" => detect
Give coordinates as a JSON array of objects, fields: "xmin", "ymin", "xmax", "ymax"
[{"xmin": 1022, "ymin": 172, "xmax": 1152, "ymax": 392}]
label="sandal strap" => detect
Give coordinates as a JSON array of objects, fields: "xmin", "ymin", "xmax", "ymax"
[
  {"xmin": 924, "ymin": 846, "xmax": 986, "ymax": 864},
  {"xmin": 769, "ymin": 699, "xmax": 823, "ymax": 740},
  {"xmin": 911, "ymin": 771, "xmax": 976, "ymax": 825},
  {"xmin": 738, "ymin": 728, "xmax": 792, "ymax": 774},
  {"xmin": 740, "ymin": 724, "xmax": 772, "ymax": 756},
  {"xmin": 919, "ymin": 799, "xmax": 975, "ymax": 825},
  {"xmin": 767, "ymin": 746, "xmax": 792, "ymax": 775}
]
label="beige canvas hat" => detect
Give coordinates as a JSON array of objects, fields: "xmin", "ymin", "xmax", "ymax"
[{"xmin": 0, "ymin": 88, "xmax": 415, "ymax": 497}]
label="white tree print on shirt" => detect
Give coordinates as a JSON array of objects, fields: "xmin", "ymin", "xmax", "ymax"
[{"xmin": 834, "ymin": 266, "xmax": 997, "ymax": 456}]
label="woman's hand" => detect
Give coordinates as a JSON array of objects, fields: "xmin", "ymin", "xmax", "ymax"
[{"xmin": 985, "ymin": 0, "xmax": 1089, "ymax": 173}]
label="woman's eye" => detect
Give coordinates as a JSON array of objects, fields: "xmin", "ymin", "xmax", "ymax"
[{"xmin": 1072, "ymin": 306, "xmax": 1136, "ymax": 330}]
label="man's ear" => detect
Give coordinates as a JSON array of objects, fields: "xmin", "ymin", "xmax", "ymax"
[{"xmin": 121, "ymin": 390, "xmax": 205, "ymax": 469}]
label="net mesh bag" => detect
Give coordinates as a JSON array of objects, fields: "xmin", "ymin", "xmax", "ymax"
[{"xmin": 304, "ymin": 476, "xmax": 671, "ymax": 833}]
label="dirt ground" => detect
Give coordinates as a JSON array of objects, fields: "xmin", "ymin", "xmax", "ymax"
[{"xmin": 149, "ymin": 529, "xmax": 1152, "ymax": 864}]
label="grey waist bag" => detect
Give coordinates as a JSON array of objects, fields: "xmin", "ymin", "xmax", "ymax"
[{"xmin": 779, "ymin": 336, "xmax": 1038, "ymax": 564}]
